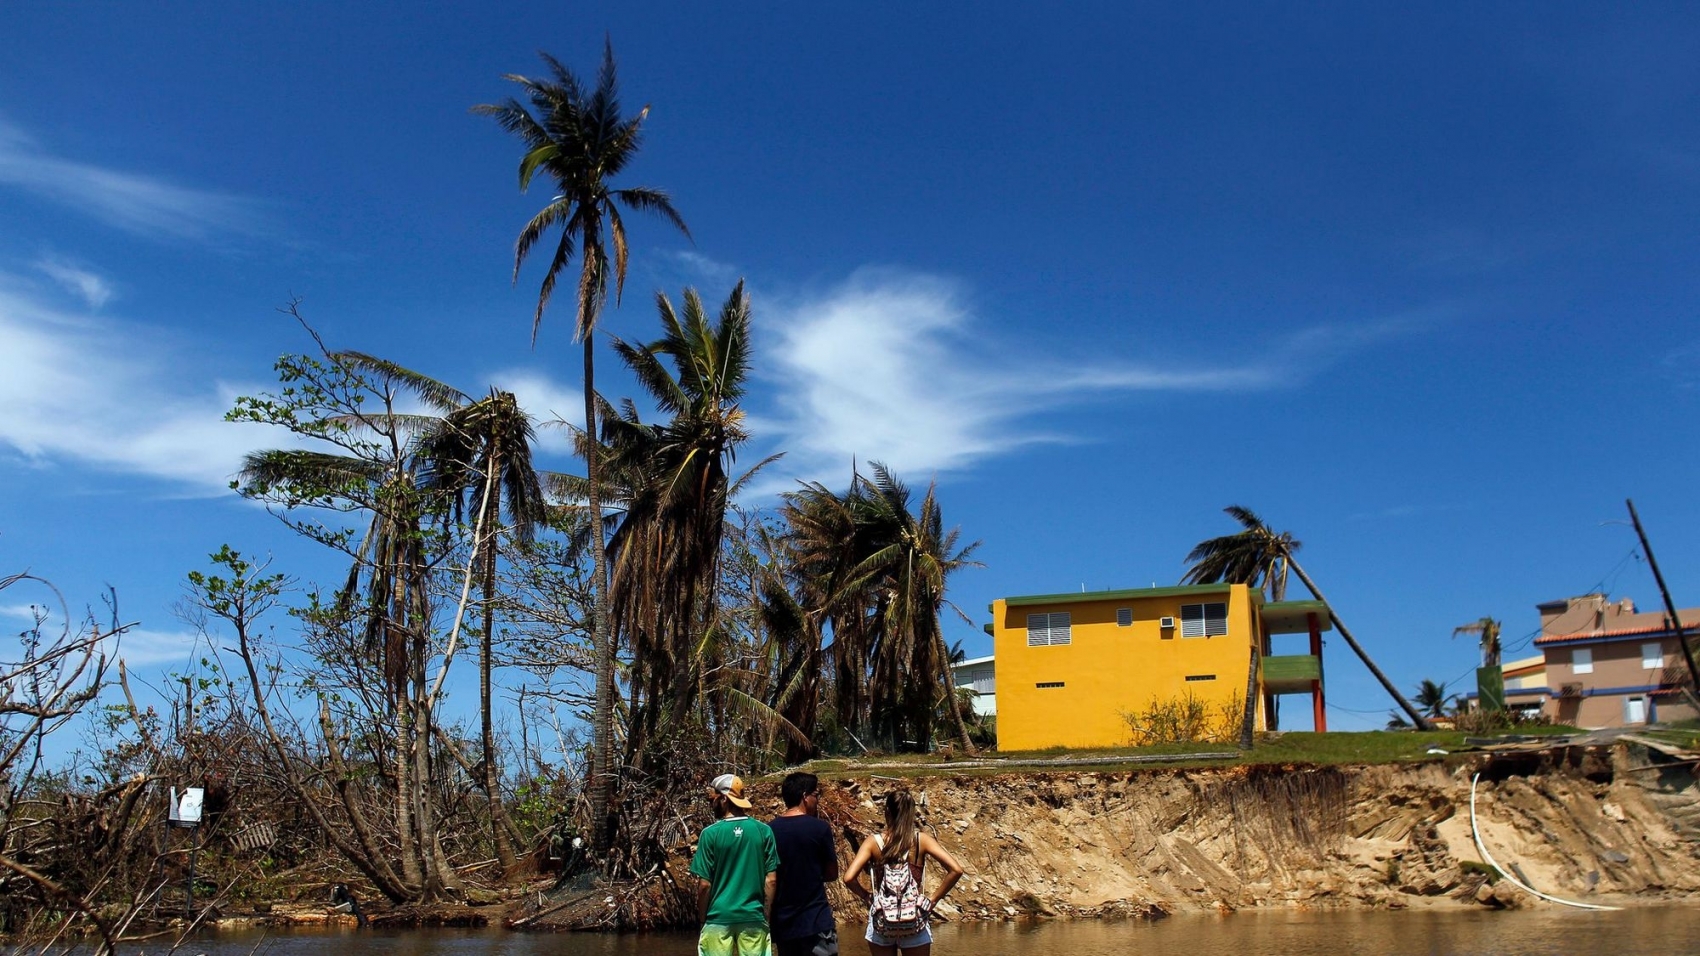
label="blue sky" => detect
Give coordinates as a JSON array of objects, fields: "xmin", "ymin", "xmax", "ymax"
[{"xmin": 4, "ymin": 3, "xmax": 1700, "ymax": 735}]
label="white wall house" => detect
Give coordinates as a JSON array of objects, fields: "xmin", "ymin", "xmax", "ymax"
[{"xmin": 949, "ymin": 655, "xmax": 996, "ymax": 717}]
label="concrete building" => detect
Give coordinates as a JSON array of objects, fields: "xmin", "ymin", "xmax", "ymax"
[
  {"xmin": 1534, "ymin": 594, "xmax": 1700, "ymax": 727},
  {"xmin": 949, "ymin": 655, "xmax": 996, "ymax": 716},
  {"xmin": 988, "ymin": 583, "xmax": 1331, "ymax": 751},
  {"xmin": 1499, "ymin": 654, "xmax": 1548, "ymax": 718}
]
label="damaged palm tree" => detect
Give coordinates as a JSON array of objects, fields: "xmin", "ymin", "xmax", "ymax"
[
  {"xmin": 777, "ymin": 463, "xmax": 982, "ymax": 754},
  {"xmin": 476, "ymin": 40, "xmax": 690, "ymax": 856},
  {"xmin": 1454, "ymin": 617, "xmax": 1504, "ymax": 712},
  {"xmin": 230, "ymin": 327, "xmax": 484, "ymax": 902},
  {"xmin": 1184, "ymin": 505, "xmax": 1431, "ymax": 731}
]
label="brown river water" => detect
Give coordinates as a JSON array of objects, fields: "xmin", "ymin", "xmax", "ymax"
[{"xmin": 117, "ymin": 907, "xmax": 1700, "ymax": 956}]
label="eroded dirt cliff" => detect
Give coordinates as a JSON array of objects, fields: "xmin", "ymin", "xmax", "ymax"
[{"xmin": 805, "ymin": 740, "xmax": 1700, "ymax": 922}]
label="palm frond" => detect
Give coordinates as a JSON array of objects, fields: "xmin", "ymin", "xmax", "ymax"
[{"xmin": 615, "ymin": 187, "xmax": 692, "ymax": 242}]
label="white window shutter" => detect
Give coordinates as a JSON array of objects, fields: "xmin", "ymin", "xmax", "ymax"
[{"xmin": 1027, "ymin": 612, "xmax": 1050, "ymax": 646}]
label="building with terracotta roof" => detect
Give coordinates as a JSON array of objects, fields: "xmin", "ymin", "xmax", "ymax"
[{"xmin": 1533, "ymin": 593, "xmax": 1700, "ymax": 727}]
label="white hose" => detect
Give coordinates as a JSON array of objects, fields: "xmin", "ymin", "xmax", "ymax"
[{"xmin": 1469, "ymin": 772, "xmax": 1621, "ymax": 911}]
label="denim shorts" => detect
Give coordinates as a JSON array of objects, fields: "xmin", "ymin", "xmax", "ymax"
[
  {"xmin": 776, "ymin": 928, "xmax": 839, "ymax": 956},
  {"xmin": 865, "ymin": 915, "xmax": 932, "ymax": 949}
]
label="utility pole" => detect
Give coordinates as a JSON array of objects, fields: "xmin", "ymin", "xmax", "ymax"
[
  {"xmin": 180, "ymin": 676, "xmax": 194, "ymax": 735},
  {"xmin": 1625, "ymin": 499, "xmax": 1700, "ymax": 707}
]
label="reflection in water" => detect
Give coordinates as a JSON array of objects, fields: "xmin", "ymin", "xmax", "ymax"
[
  {"xmin": 127, "ymin": 907, "xmax": 1700, "ymax": 956},
  {"xmin": 947, "ymin": 907, "xmax": 1700, "ymax": 956}
]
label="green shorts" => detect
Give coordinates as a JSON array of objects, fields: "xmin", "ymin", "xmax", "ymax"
[{"xmin": 699, "ymin": 921, "xmax": 771, "ymax": 956}]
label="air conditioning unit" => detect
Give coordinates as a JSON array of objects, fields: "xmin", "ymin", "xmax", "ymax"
[
  {"xmin": 1159, "ymin": 616, "xmax": 1176, "ymax": 629},
  {"xmin": 1559, "ymin": 682, "xmax": 1584, "ymax": 699}
]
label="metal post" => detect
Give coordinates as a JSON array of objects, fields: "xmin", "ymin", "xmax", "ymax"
[
  {"xmin": 1239, "ymin": 645, "xmax": 1259, "ymax": 749},
  {"xmin": 186, "ymin": 827, "xmax": 196, "ymax": 919},
  {"xmin": 1626, "ymin": 499, "xmax": 1700, "ymax": 708}
]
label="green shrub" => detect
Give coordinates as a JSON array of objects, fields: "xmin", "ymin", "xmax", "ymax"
[{"xmin": 1120, "ymin": 692, "xmax": 1243, "ymax": 746}]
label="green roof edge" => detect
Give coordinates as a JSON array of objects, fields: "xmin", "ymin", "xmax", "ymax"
[
  {"xmin": 1265, "ymin": 599, "xmax": 1328, "ymax": 612},
  {"xmin": 1004, "ymin": 582, "xmax": 1238, "ymax": 606}
]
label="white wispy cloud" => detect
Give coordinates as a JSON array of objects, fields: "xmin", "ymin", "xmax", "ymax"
[
  {"xmin": 663, "ymin": 250, "xmax": 740, "ymax": 287},
  {"xmin": 0, "ymin": 118, "xmax": 266, "ymax": 240},
  {"xmin": 751, "ymin": 268, "xmax": 1428, "ymax": 489},
  {"xmin": 0, "ymin": 603, "xmax": 47, "ymax": 623},
  {"xmin": 492, "ymin": 369, "xmax": 585, "ymax": 457},
  {"xmin": 1660, "ymin": 341, "xmax": 1700, "ymax": 389},
  {"xmin": 34, "ymin": 255, "xmax": 114, "ymax": 309},
  {"xmin": 1344, "ymin": 503, "xmax": 1470, "ymax": 522},
  {"xmin": 0, "ymin": 276, "xmax": 280, "ymax": 493},
  {"xmin": 751, "ymin": 270, "xmax": 1022, "ymax": 481},
  {"xmin": 0, "ymin": 595, "xmax": 199, "ymax": 668},
  {"xmin": 101, "ymin": 627, "xmax": 205, "ymax": 668}
]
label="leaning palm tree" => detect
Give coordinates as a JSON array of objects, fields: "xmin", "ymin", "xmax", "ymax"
[
  {"xmin": 1182, "ymin": 505, "xmax": 1298, "ymax": 600},
  {"xmin": 475, "ymin": 41, "xmax": 689, "ymax": 853},
  {"xmin": 1183, "ymin": 505, "xmax": 1430, "ymax": 730}
]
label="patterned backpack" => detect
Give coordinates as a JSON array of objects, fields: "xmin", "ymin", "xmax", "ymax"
[{"xmin": 870, "ymin": 834, "xmax": 927, "ymax": 938}]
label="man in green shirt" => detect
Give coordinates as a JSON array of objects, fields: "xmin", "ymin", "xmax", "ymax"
[{"xmin": 691, "ymin": 773, "xmax": 779, "ymax": 956}]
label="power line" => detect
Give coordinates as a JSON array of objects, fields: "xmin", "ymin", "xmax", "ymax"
[{"xmin": 1496, "ymin": 545, "xmax": 1643, "ymax": 658}]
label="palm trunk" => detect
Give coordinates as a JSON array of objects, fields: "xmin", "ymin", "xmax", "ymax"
[
  {"xmin": 410, "ymin": 587, "xmax": 446, "ymax": 899},
  {"xmin": 391, "ymin": 572, "xmax": 424, "ymax": 891},
  {"xmin": 479, "ymin": 454, "xmax": 518, "ymax": 873},
  {"xmin": 1285, "ymin": 555, "xmax": 1432, "ymax": 731},
  {"xmin": 585, "ymin": 331, "xmax": 617, "ymax": 856},
  {"xmin": 935, "ymin": 628, "xmax": 978, "ymax": 755},
  {"xmin": 394, "ymin": 689, "xmax": 424, "ymax": 891}
]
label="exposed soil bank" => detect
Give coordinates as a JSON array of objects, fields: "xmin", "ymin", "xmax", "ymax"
[
  {"xmin": 790, "ymin": 739, "xmax": 1700, "ymax": 924},
  {"xmin": 263, "ymin": 739, "xmax": 1696, "ymax": 933}
]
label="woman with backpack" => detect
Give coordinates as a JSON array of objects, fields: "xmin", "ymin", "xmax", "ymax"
[{"xmin": 842, "ymin": 789, "xmax": 965, "ymax": 955}]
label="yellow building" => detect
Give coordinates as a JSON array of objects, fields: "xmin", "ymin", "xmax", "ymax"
[{"xmin": 990, "ymin": 583, "xmax": 1331, "ymax": 751}]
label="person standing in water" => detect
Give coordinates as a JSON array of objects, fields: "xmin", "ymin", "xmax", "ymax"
[
  {"xmin": 842, "ymin": 789, "xmax": 965, "ymax": 956},
  {"xmin": 691, "ymin": 773, "xmax": 779, "ymax": 956},
  {"xmin": 770, "ymin": 772, "xmax": 839, "ymax": 956}
]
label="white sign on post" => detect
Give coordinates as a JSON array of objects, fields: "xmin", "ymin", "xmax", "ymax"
[{"xmin": 169, "ymin": 786, "xmax": 205, "ymax": 826}]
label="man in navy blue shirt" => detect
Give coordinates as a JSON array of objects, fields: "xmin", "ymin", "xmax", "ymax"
[{"xmin": 769, "ymin": 772, "xmax": 838, "ymax": 956}]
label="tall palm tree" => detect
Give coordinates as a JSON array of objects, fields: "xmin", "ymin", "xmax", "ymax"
[
  {"xmin": 475, "ymin": 41, "xmax": 689, "ymax": 852},
  {"xmin": 1183, "ymin": 505, "xmax": 1431, "ymax": 730},
  {"xmin": 418, "ymin": 386, "xmax": 547, "ymax": 873},
  {"xmin": 600, "ymin": 283, "xmax": 778, "ymax": 762}
]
